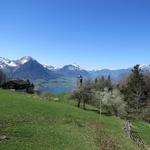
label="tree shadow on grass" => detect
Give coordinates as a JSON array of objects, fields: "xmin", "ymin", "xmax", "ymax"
[{"xmin": 84, "ymin": 108, "xmax": 113, "ymax": 116}]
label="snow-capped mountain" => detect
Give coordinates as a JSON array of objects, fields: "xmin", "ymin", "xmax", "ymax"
[
  {"xmin": 16, "ymin": 56, "xmax": 33, "ymax": 65},
  {"xmin": 1, "ymin": 56, "xmax": 150, "ymax": 81},
  {"xmin": 45, "ymin": 64, "xmax": 83, "ymax": 71},
  {"xmin": 0, "ymin": 57, "xmax": 18, "ymax": 75},
  {"xmin": 0, "ymin": 57, "xmax": 17, "ymax": 68},
  {"xmin": 13, "ymin": 58, "xmax": 60, "ymax": 80},
  {"xmin": 140, "ymin": 64, "xmax": 150, "ymax": 72},
  {"xmin": 0, "ymin": 56, "xmax": 61, "ymax": 80},
  {"xmin": 44, "ymin": 64, "xmax": 90, "ymax": 77},
  {"xmin": 0, "ymin": 56, "xmax": 33, "ymax": 71},
  {"xmin": 67, "ymin": 64, "xmax": 82, "ymax": 71},
  {"xmin": 55, "ymin": 64, "xmax": 91, "ymax": 77}
]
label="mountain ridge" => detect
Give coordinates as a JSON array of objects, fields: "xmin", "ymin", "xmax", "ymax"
[
  {"xmin": 1, "ymin": 56, "xmax": 150, "ymax": 83},
  {"xmin": 1, "ymin": 56, "xmax": 150, "ymax": 93}
]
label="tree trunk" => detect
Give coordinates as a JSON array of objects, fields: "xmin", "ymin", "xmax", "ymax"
[
  {"xmin": 83, "ymin": 100, "xmax": 86, "ymax": 110},
  {"xmin": 77, "ymin": 98, "xmax": 81, "ymax": 108}
]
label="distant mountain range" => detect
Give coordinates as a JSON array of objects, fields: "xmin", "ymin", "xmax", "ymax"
[
  {"xmin": 0, "ymin": 56, "xmax": 60, "ymax": 80},
  {"xmin": 0, "ymin": 56, "xmax": 91, "ymax": 79},
  {"xmin": 1, "ymin": 56, "xmax": 150, "ymax": 93}
]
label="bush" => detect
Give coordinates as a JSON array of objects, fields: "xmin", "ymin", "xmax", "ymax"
[{"xmin": 95, "ymin": 88, "xmax": 127, "ymax": 117}]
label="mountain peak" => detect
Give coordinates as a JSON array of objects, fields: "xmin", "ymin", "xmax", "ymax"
[
  {"xmin": 0, "ymin": 57, "xmax": 17, "ymax": 67},
  {"xmin": 65, "ymin": 64, "xmax": 82, "ymax": 71},
  {"xmin": 18, "ymin": 56, "xmax": 33, "ymax": 64},
  {"xmin": 71, "ymin": 63, "xmax": 80, "ymax": 68}
]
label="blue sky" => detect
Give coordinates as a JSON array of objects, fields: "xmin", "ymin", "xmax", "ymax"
[{"xmin": 0, "ymin": 0, "xmax": 150, "ymax": 70}]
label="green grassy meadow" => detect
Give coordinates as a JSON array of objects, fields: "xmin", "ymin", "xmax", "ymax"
[{"xmin": 0, "ymin": 89, "xmax": 149, "ymax": 150}]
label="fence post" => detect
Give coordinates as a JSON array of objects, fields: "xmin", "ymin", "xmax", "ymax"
[{"xmin": 124, "ymin": 119, "xmax": 131, "ymax": 138}]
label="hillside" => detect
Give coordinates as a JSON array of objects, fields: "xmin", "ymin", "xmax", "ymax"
[{"xmin": 0, "ymin": 89, "xmax": 149, "ymax": 150}]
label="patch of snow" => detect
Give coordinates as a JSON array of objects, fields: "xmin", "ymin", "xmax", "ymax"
[
  {"xmin": 8, "ymin": 61, "xmax": 17, "ymax": 67},
  {"xmin": 18, "ymin": 56, "xmax": 32, "ymax": 65},
  {"xmin": 0, "ymin": 57, "xmax": 18, "ymax": 67},
  {"xmin": 140, "ymin": 64, "xmax": 150, "ymax": 72},
  {"xmin": 0, "ymin": 64, "xmax": 4, "ymax": 69},
  {"xmin": 44, "ymin": 65, "xmax": 55, "ymax": 70},
  {"xmin": 139, "ymin": 64, "xmax": 145, "ymax": 68},
  {"xmin": 72, "ymin": 63, "xmax": 80, "ymax": 68},
  {"xmin": 67, "ymin": 64, "xmax": 82, "ymax": 71}
]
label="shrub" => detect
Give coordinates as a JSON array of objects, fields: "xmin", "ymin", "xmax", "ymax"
[{"xmin": 95, "ymin": 88, "xmax": 127, "ymax": 117}]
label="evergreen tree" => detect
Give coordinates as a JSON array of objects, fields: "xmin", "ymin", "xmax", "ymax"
[
  {"xmin": 122, "ymin": 65, "xmax": 147, "ymax": 116},
  {"xmin": 94, "ymin": 76, "xmax": 113, "ymax": 91}
]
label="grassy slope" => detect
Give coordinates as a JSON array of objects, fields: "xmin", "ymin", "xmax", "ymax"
[
  {"xmin": 0, "ymin": 89, "xmax": 148, "ymax": 150},
  {"xmin": 132, "ymin": 120, "xmax": 150, "ymax": 147}
]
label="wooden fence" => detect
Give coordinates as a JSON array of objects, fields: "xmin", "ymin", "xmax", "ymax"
[{"xmin": 124, "ymin": 120, "xmax": 146, "ymax": 150}]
